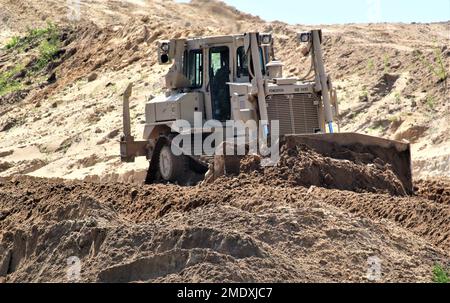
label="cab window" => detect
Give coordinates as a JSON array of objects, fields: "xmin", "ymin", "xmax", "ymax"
[
  {"xmin": 184, "ymin": 49, "xmax": 203, "ymax": 88},
  {"xmin": 236, "ymin": 46, "xmax": 265, "ymax": 78}
]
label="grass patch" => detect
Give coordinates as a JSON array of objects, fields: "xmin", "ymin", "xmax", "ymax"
[
  {"xmin": 33, "ymin": 38, "xmax": 60, "ymax": 72},
  {"xmin": 5, "ymin": 36, "xmax": 20, "ymax": 49},
  {"xmin": 1, "ymin": 22, "xmax": 61, "ymax": 95},
  {"xmin": 4, "ymin": 22, "xmax": 58, "ymax": 52},
  {"xmin": 0, "ymin": 64, "xmax": 25, "ymax": 97},
  {"xmin": 360, "ymin": 87, "xmax": 369, "ymax": 100},
  {"xmin": 3, "ymin": 23, "xmax": 61, "ymax": 72},
  {"xmin": 426, "ymin": 95, "xmax": 436, "ymax": 110},
  {"xmin": 0, "ymin": 81, "xmax": 23, "ymax": 97},
  {"xmin": 0, "ymin": 23, "xmax": 63, "ymax": 98},
  {"xmin": 27, "ymin": 23, "xmax": 56, "ymax": 39},
  {"xmin": 26, "ymin": 22, "xmax": 58, "ymax": 47},
  {"xmin": 367, "ymin": 59, "xmax": 374, "ymax": 72},
  {"xmin": 433, "ymin": 264, "xmax": 449, "ymax": 283},
  {"xmin": 394, "ymin": 92, "xmax": 401, "ymax": 104},
  {"xmin": 417, "ymin": 46, "xmax": 448, "ymax": 82},
  {"xmin": 29, "ymin": 23, "xmax": 61, "ymax": 73},
  {"xmin": 433, "ymin": 47, "xmax": 448, "ymax": 82}
]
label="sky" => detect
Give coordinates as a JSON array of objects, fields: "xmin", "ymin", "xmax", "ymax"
[{"xmin": 176, "ymin": 0, "xmax": 450, "ymax": 25}]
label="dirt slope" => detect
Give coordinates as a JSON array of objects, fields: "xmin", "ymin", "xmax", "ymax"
[
  {"xmin": 0, "ymin": 175, "xmax": 448, "ymax": 282},
  {"xmin": 0, "ymin": 0, "xmax": 448, "ymax": 182},
  {"xmin": 0, "ymin": 0, "xmax": 449, "ymax": 283},
  {"xmin": 0, "ymin": 145, "xmax": 449, "ymax": 282}
]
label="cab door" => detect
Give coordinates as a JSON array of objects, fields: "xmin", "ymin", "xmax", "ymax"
[{"xmin": 208, "ymin": 46, "xmax": 231, "ymax": 122}]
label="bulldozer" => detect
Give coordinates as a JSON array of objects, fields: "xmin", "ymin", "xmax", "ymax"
[{"xmin": 120, "ymin": 30, "xmax": 413, "ymax": 194}]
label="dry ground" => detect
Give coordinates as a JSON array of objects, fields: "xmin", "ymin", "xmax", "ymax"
[{"xmin": 0, "ymin": 0, "xmax": 449, "ymax": 282}]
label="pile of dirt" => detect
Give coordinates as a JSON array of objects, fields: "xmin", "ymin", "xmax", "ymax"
[
  {"xmin": 0, "ymin": 176, "xmax": 448, "ymax": 282},
  {"xmin": 239, "ymin": 144, "xmax": 407, "ymax": 196},
  {"xmin": 0, "ymin": 0, "xmax": 448, "ymax": 181},
  {"xmin": 416, "ymin": 178, "xmax": 450, "ymax": 205},
  {"xmin": 0, "ymin": 175, "xmax": 448, "ymax": 250},
  {"xmin": 312, "ymin": 188, "xmax": 450, "ymax": 250},
  {"xmin": 0, "ymin": 0, "xmax": 449, "ymax": 283}
]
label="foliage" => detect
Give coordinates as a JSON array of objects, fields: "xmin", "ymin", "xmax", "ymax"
[
  {"xmin": 0, "ymin": 64, "xmax": 24, "ymax": 97},
  {"xmin": 433, "ymin": 264, "xmax": 449, "ymax": 283}
]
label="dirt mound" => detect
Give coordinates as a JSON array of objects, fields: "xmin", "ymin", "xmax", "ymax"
[
  {"xmin": 0, "ymin": 176, "xmax": 448, "ymax": 282},
  {"xmin": 416, "ymin": 178, "xmax": 450, "ymax": 205},
  {"xmin": 0, "ymin": 0, "xmax": 449, "ymax": 283},
  {"xmin": 311, "ymin": 188, "xmax": 450, "ymax": 250},
  {"xmin": 2, "ymin": 170, "xmax": 448, "ymax": 253},
  {"xmin": 0, "ymin": 1, "xmax": 448, "ymax": 181},
  {"xmin": 240, "ymin": 144, "xmax": 406, "ymax": 196}
]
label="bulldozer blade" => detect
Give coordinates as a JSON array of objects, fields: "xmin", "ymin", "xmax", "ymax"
[{"xmin": 282, "ymin": 133, "xmax": 413, "ymax": 195}]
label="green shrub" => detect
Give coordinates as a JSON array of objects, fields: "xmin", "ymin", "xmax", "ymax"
[
  {"xmin": 26, "ymin": 21, "xmax": 57, "ymax": 41},
  {"xmin": 418, "ymin": 47, "xmax": 448, "ymax": 82},
  {"xmin": 0, "ymin": 64, "xmax": 25, "ymax": 97},
  {"xmin": 367, "ymin": 59, "xmax": 374, "ymax": 71},
  {"xmin": 5, "ymin": 36, "xmax": 20, "ymax": 49},
  {"xmin": 433, "ymin": 47, "xmax": 448, "ymax": 82},
  {"xmin": 0, "ymin": 81, "xmax": 23, "ymax": 97},
  {"xmin": 394, "ymin": 92, "xmax": 401, "ymax": 104},
  {"xmin": 0, "ymin": 22, "xmax": 61, "ymax": 96},
  {"xmin": 34, "ymin": 39, "xmax": 60, "ymax": 71},
  {"xmin": 426, "ymin": 95, "xmax": 436, "ymax": 110},
  {"xmin": 3, "ymin": 22, "xmax": 59, "ymax": 54},
  {"xmin": 433, "ymin": 264, "xmax": 449, "ymax": 283}
]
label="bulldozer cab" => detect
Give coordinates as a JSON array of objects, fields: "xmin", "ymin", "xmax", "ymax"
[{"xmin": 158, "ymin": 34, "xmax": 271, "ymax": 122}]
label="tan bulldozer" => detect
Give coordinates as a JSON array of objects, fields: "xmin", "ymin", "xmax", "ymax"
[{"xmin": 120, "ymin": 30, "xmax": 413, "ymax": 194}]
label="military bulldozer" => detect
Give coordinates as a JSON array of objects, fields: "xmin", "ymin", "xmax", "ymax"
[{"xmin": 120, "ymin": 30, "xmax": 413, "ymax": 193}]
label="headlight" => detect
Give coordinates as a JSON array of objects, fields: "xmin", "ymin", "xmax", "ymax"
[
  {"xmin": 261, "ymin": 34, "xmax": 272, "ymax": 45},
  {"xmin": 299, "ymin": 32, "xmax": 311, "ymax": 43},
  {"xmin": 161, "ymin": 43, "xmax": 169, "ymax": 52}
]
